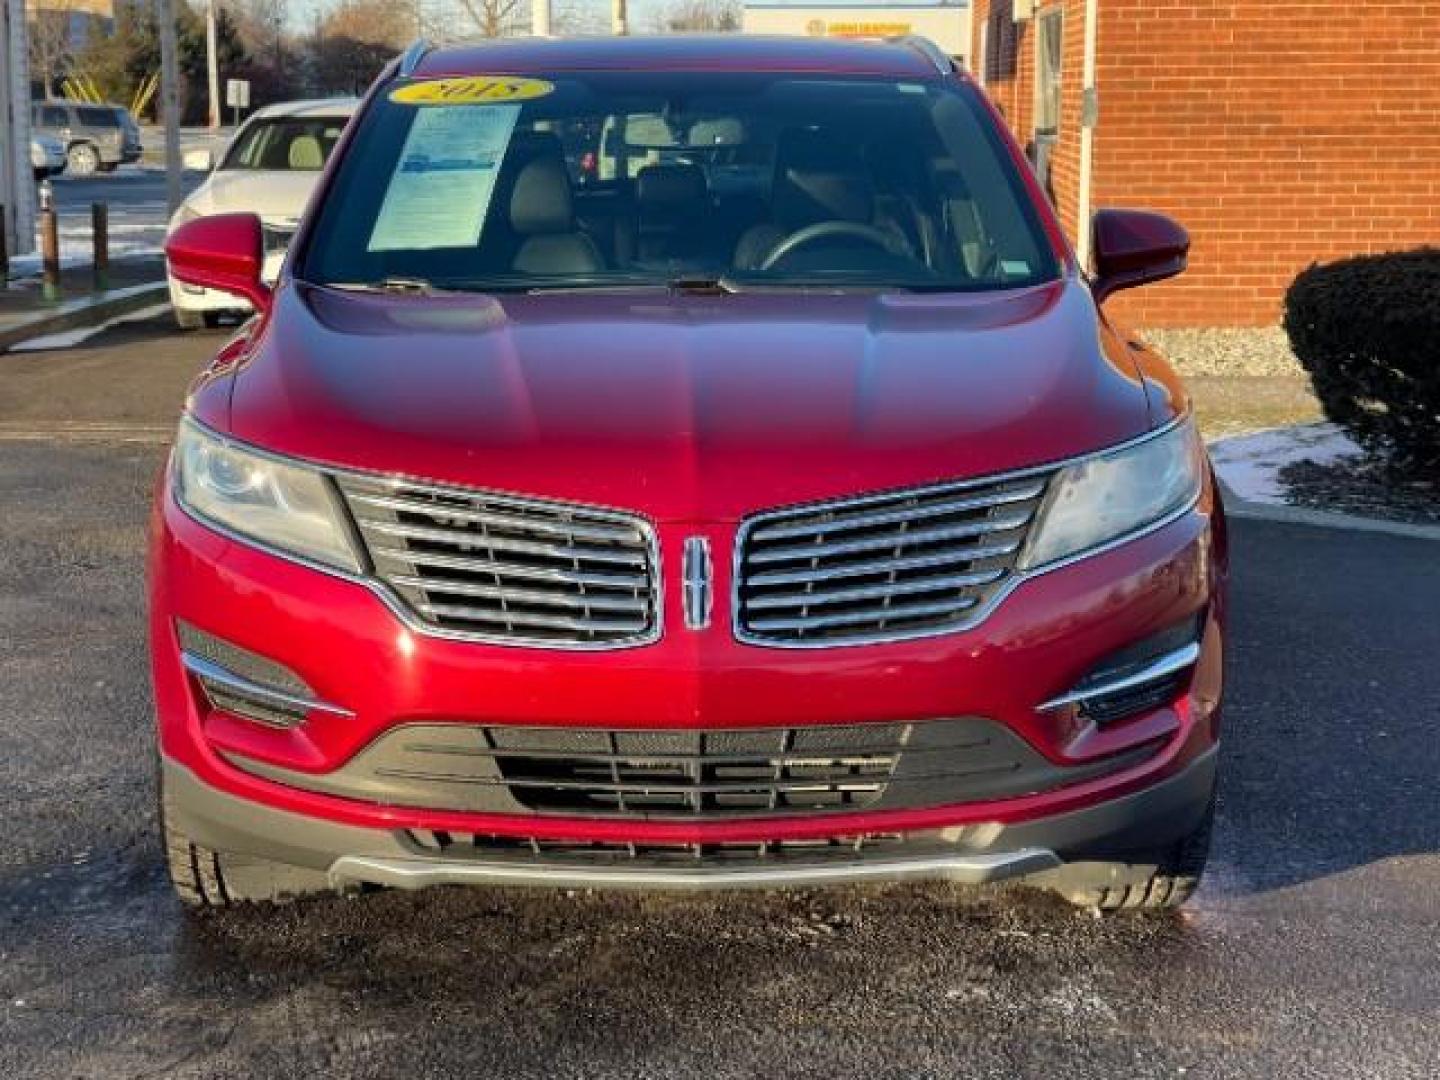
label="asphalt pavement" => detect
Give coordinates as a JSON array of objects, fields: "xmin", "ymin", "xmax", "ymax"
[{"xmin": 0, "ymin": 316, "xmax": 1437, "ymax": 1079}]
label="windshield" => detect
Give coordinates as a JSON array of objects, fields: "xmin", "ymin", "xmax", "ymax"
[
  {"xmin": 223, "ymin": 117, "xmax": 349, "ymax": 172},
  {"xmin": 299, "ymin": 72, "xmax": 1059, "ymax": 293}
]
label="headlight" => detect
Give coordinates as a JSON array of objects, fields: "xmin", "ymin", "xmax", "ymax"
[
  {"xmin": 172, "ymin": 419, "xmax": 359, "ymax": 572},
  {"xmin": 1019, "ymin": 417, "xmax": 1204, "ymax": 570}
]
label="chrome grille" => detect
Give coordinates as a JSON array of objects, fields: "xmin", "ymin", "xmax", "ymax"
[
  {"xmin": 337, "ymin": 475, "xmax": 660, "ymax": 647},
  {"xmin": 735, "ymin": 472, "xmax": 1051, "ymax": 645}
]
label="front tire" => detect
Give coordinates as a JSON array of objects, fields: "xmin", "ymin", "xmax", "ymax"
[
  {"xmin": 67, "ymin": 142, "xmax": 100, "ymax": 177},
  {"xmin": 160, "ymin": 770, "xmax": 334, "ymax": 907},
  {"xmin": 1047, "ymin": 799, "xmax": 1215, "ymax": 913}
]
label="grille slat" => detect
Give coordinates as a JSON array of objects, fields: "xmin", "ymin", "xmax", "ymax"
[
  {"xmin": 416, "ymin": 601, "xmax": 649, "ymax": 636},
  {"xmin": 746, "ymin": 512, "xmax": 1033, "ymax": 565},
  {"xmin": 744, "ymin": 543, "xmax": 1021, "ymax": 587},
  {"xmin": 745, "ymin": 569, "xmax": 1005, "ymax": 611},
  {"xmin": 348, "ymin": 491, "xmax": 642, "ymax": 544},
  {"xmin": 390, "ymin": 574, "xmax": 648, "ymax": 613},
  {"xmin": 749, "ymin": 481, "xmax": 1047, "ymax": 542},
  {"xmin": 338, "ymin": 477, "xmax": 659, "ymax": 647},
  {"xmin": 737, "ymin": 474, "xmax": 1051, "ymax": 645},
  {"xmin": 370, "ymin": 547, "xmax": 648, "ymax": 590},
  {"xmin": 357, "ymin": 519, "xmax": 647, "ymax": 566}
]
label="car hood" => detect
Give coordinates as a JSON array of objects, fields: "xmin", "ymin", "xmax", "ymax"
[
  {"xmin": 224, "ymin": 277, "xmax": 1155, "ymax": 522},
  {"xmin": 187, "ymin": 170, "xmax": 322, "ymax": 225}
]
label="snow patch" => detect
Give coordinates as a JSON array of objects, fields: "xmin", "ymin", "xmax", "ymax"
[{"xmin": 1209, "ymin": 423, "xmax": 1361, "ymax": 504}]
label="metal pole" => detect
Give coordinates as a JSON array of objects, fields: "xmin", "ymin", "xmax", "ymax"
[
  {"xmin": 1075, "ymin": 0, "xmax": 1100, "ymax": 267},
  {"xmin": 158, "ymin": 0, "xmax": 183, "ymax": 217},
  {"xmin": 612, "ymin": 0, "xmax": 627, "ymax": 36},
  {"xmin": 1, "ymin": 203, "xmax": 9, "ymax": 283},
  {"xmin": 91, "ymin": 203, "xmax": 108, "ymax": 292},
  {"xmin": 206, "ymin": 0, "xmax": 221, "ymax": 131},
  {"xmin": 532, "ymin": 0, "xmax": 551, "ymax": 37},
  {"xmin": 39, "ymin": 181, "xmax": 60, "ymax": 303}
]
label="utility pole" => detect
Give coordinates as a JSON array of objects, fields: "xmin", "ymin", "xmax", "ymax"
[
  {"xmin": 532, "ymin": 0, "xmax": 550, "ymax": 37},
  {"xmin": 1, "ymin": 0, "xmax": 38, "ymax": 263},
  {"xmin": 206, "ymin": 0, "xmax": 220, "ymax": 130},
  {"xmin": 158, "ymin": 0, "xmax": 182, "ymax": 216},
  {"xmin": 612, "ymin": 0, "xmax": 627, "ymax": 35}
]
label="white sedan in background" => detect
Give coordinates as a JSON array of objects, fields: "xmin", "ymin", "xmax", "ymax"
[
  {"xmin": 166, "ymin": 98, "xmax": 357, "ymax": 329},
  {"xmin": 31, "ymin": 134, "xmax": 66, "ymax": 180}
]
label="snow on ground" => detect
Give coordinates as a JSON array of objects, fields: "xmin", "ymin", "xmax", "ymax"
[
  {"xmin": 1209, "ymin": 422, "xmax": 1361, "ymax": 503},
  {"xmin": 5, "ymin": 303, "xmax": 173, "ymax": 352}
]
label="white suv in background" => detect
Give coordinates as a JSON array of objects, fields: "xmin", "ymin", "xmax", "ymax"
[{"xmin": 166, "ymin": 98, "xmax": 357, "ymax": 329}]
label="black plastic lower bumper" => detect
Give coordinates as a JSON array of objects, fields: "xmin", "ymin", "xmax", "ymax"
[{"xmin": 162, "ymin": 747, "xmax": 1217, "ymax": 892}]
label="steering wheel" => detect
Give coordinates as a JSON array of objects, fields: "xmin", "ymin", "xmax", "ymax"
[{"xmin": 759, "ymin": 221, "xmax": 905, "ymax": 272}]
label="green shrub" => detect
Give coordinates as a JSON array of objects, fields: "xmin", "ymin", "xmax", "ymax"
[{"xmin": 1284, "ymin": 250, "xmax": 1440, "ymax": 476}]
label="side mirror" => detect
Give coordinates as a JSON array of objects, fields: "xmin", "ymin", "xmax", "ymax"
[
  {"xmin": 183, "ymin": 148, "xmax": 214, "ymax": 172},
  {"xmin": 1090, "ymin": 209, "xmax": 1189, "ymax": 305},
  {"xmin": 165, "ymin": 212, "xmax": 271, "ymax": 314}
]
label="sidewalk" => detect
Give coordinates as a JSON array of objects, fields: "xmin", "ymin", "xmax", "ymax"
[{"xmin": 1, "ymin": 257, "xmax": 169, "ymax": 351}]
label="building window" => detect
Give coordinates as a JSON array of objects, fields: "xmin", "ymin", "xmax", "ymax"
[{"xmin": 1032, "ymin": 7, "xmax": 1064, "ymax": 191}]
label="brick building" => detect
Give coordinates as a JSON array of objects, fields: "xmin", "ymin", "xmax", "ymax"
[{"xmin": 971, "ymin": 0, "xmax": 1440, "ymax": 327}]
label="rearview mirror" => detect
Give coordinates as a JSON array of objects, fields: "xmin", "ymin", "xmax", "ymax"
[
  {"xmin": 183, "ymin": 148, "xmax": 214, "ymax": 172},
  {"xmin": 1090, "ymin": 209, "xmax": 1189, "ymax": 304},
  {"xmin": 165, "ymin": 212, "xmax": 271, "ymax": 314}
]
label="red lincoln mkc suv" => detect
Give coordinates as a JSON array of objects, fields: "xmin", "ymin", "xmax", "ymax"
[{"xmin": 153, "ymin": 35, "xmax": 1225, "ymax": 913}]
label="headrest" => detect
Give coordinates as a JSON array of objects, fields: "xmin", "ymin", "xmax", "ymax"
[
  {"xmin": 288, "ymin": 135, "xmax": 323, "ymax": 170},
  {"xmin": 689, "ymin": 118, "xmax": 744, "ymax": 147},
  {"xmin": 773, "ymin": 129, "xmax": 875, "ymax": 229},
  {"xmin": 636, "ymin": 164, "xmax": 708, "ymax": 211},
  {"xmin": 508, "ymin": 156, "xmax": 574, "ymax": 237}
]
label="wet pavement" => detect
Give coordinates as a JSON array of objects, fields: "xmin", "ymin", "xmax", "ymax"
[{"xmin": 1, "ymin": 318, "xmax": 1437, "ymax": 1078}]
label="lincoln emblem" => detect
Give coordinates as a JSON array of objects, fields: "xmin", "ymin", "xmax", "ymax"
[{"xmin": 682, "ymin": 537, "xmax": 713, "ymax": 631}]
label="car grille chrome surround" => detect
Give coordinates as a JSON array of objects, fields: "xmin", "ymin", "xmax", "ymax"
[
  {"xmin": 734, "ymin": 471, "xmax": 1053, "ymax": 647},
  {"xmin": 336, "ymin": 475, "xmax": 661, "ymax": 648}
]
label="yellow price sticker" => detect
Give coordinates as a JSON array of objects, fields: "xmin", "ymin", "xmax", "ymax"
[{"xmin": 390, "ymin": 76, "xmax": 554, "ymax": 106}]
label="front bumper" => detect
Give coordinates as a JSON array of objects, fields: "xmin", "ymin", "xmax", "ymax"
[{"xmin": 150, "ymin": 473, "xmax": 1225, "ymax": 879}]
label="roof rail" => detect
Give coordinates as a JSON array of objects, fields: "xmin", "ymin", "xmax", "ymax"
[
  {"xmin": 398, "ymin": 39, "xmax": 432, "ymax": 77},
  {"xmin": 887, "ymin": 34, "xmax": 953, "ymax": 75}
]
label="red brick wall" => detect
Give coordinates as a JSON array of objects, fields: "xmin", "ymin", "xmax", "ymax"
[{"xmin": 972, "ymin": 0, "xmax": 1440, "ymax": 327}]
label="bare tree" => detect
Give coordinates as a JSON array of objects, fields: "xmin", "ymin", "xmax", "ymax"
[
  {"xmin": 317, "ymin": 0, "xmax": 413, "ymax": 93},
  {"xmin": 654, "ymin": 0, "xmax": 740, "ymax": 33},
  {"xmin": 27, "ymin": 0, "xmax": 84, "ymax": 98},
  {"xmin": 453, "ymin": 0, "xmax": 527, "ymax": 38}
]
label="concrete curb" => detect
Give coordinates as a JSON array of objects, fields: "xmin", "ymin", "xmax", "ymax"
[
  {"xmin": 0, "ymin": 282, "xmax": 169, "ymax": 354},
  {"xmin": 1217, "ymin": 476, "xmax": 1440, "ymax": 541}
]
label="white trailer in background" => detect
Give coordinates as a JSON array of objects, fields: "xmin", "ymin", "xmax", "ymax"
[
  {"xmin": 742, "ymin": 1, "xmax": 972, "ymax": 69},
  {"xmin": 1, "ymin": 0, "xmax": 38, "ymax": 263}
]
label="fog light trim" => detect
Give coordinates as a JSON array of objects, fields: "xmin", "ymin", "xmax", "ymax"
[
  {"xmin": 1036, "ymin": 642, "xmax": 1200, "ymax": 714},
  {"xmin": 181, "ymin": 651, "xmax": 354, "ymax": 725}
]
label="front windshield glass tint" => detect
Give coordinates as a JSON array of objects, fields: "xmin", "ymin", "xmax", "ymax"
[
  {"xmin": 300, "ymin": 72, "xmax": 1059, "ymax": 293},
  {"xmin": 223, "ymin": 118, "xmax": 348, "ymax": 171}
]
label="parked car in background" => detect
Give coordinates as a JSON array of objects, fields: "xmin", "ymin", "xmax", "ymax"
[
  {"xmin": 30, "ymin": 100, "xmax": 142, "ymax": 176},
  {"xmin": 165, "ymin": 98, "xmax": 358, "ymax": 330},
  {"xmin": 30, "ymin": 133, "xmax": 66, "ymax": 180},
  {"xmin": 158, "ymin": 36, "xmax": 1225, "ymax": 914}
]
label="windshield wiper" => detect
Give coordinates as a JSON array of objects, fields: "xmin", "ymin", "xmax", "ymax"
[
  {"xmin": 328, "ymin": 276, "xmax": 444, "ymax": 295},
  {"xmin": 668, "ymin": 275, "xmax": 744, "ymax": 295}
]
